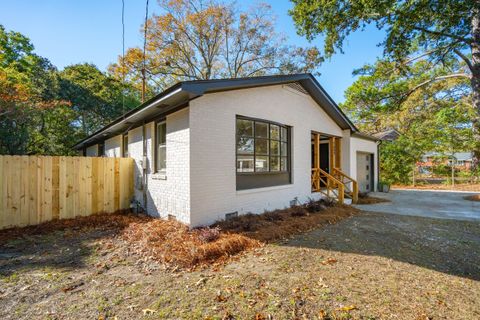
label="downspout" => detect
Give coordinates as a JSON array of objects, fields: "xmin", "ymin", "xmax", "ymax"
[
  {"xmin": 142, "ymin": 122, "xmax": 148, "ymax": 211},
  {"xmin": 377, "ymin": 140, "xmax": 382, "ymax": 191}
]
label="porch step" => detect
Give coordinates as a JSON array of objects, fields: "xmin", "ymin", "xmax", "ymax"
[{"xmin": 319, "ymin": 192, "xmax": 352, "ymax": 205}]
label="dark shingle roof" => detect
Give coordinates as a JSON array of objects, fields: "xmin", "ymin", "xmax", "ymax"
[{"xmin": 73, "ymin": 73, "xmax": 357, "ymax": 149}]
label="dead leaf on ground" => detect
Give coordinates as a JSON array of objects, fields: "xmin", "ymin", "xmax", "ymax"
[
  {"xmin": 255, "ymin": 314, "xmax": 266, "ymax": 320},
  {"xmin": 321, "ymin": 258, "xmax": 337, "ymax": 265}
]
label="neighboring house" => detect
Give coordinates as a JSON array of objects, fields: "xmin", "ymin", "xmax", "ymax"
[
  {"xmin": 73, "ymin": 74, "xmax": 379, "ymax": 227},
  {"xmin": 372, "ymin": 129, "xmax": 400, "ymax": 142},
  {"xmin": 418, "ymin": 152, "xmax": 474, "ymax": 172}
]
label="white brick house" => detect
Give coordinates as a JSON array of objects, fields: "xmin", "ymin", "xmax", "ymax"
[{"xmin": 74, "ymin": 74, "xmax": 378, "ymax": 227}]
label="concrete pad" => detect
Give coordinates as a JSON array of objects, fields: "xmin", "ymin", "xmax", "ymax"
[{"xmin": 354, "ymin": 189, "xmax": 480, "ymax": 221}]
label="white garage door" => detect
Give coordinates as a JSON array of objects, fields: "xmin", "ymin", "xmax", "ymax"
[{"xmin": 357, "ymin": 152, "xmax": 374, "ymax": 193}]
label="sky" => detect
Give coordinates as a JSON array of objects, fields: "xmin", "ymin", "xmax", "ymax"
[{"xmin": 0, "ymin": 0, "xmax": 386, "ymax": 102}]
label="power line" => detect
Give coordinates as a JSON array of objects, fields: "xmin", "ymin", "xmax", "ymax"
[
  {"xmin": 141, "ymin": 0, "xmax": 149, "ymax": 103},
  {"xmin": 121, "ymin": 0, "xmax": 126, "ymax": 116}
]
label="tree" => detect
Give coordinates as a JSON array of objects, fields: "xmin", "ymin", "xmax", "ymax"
[
  {"xmin": 0, "ymin": 26, "xmax": 139, "ymax": 155},
  {"xmin": 341, "ymin": 56, "xmax": 476, "ymax": 184},
  {"xmin": 0, "ymin": 25, "xmax": 77, "ymax": 155},
  {"xmin": 428, "ymin": 103, "xmax": 475, "ymax": 187},
  {"xmin": 290, "ymin": 0, "xmax": 480, "ymax": 157},
  {"xmin": 59, "ymin": 63, "xmax": 140, "ymax": 136},
  {"xmin": 110, "ymin": 0, "xmax": 323, "ymax": 95}
]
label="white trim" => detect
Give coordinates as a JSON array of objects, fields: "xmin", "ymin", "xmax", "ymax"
[{"xmin": 236, "ymin": 183, "xmax": 294, "ymax": 195}]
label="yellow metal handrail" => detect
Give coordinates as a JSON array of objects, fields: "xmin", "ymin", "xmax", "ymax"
[
  {"xmin": 331, "ymin": 167, "xmax": 359, "ymax": 204},
  {"xmin": 311, "ymin": 168, "xmax": 345, "ymax": 204}
]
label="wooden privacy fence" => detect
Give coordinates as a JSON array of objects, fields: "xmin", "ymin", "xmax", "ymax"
[{"xmin": 0, "ymin": 156, "xmax": 134, "ymax": 230}]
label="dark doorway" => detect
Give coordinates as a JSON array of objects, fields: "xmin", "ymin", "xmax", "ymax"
[{"xmin": 320, "ymin": 143, "xmax": 329, "ymax": 174}]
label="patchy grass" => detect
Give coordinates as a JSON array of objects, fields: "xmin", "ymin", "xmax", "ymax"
[{"xmin": 464, "ymin": 194, "xmax": 480, "ymax": 202}]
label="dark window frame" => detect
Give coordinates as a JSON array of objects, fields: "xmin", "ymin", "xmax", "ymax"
[
  {"xmin": 122, "ymin": 134, "xmax": 129, "ymax": 157},
  {"xmin": 154, "ymin": 120, "xmax": 167, "ymax": 173},
  {"xmin": 98, "ymin": 142, "xmax": 105, "ymax": 157},
  {"xmin": 236, "ymin": 115, "xmax": 291, "ymax": 175}
]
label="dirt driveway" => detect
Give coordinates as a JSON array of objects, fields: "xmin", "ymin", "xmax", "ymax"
[{"xmin": 355, "ymin": 189, "xmax": 480, "ymax": 221}]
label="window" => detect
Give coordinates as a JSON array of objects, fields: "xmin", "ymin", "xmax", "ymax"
[
  {"xmin": 98, "ymin": 143, "xmax": 105, "ymax": 157},
  {"xmin": 236, "ymin": 117, "xmax": 289, "ymax": 174},
  {"xmin": 155, "ymin": 121, "xmax": 166, "ymax": 172},
  {"xmin": 122, "ymin": 134, "xmax": 128, "ymax": 157}
]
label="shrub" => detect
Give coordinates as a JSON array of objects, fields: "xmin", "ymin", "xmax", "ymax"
[
  {"xmin": 289, "ymin": 206, "xmax": 308, "ymax": 217},
  {"xmin": 305, "ymin": 198, "xmax": 329, "ymax": 213},
  {"xmin": 197, "ymin": 226, "xmax": 221, "ymax": 243}
]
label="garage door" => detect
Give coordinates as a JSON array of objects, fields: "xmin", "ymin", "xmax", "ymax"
[{"xmin": 357, "ymin": 152, "xmax": 374, "ymax": 193}]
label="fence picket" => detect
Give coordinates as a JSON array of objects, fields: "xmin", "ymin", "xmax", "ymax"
[{"xmin": 0, "ymin": 156, "xmax": 134, "ymax": 229}]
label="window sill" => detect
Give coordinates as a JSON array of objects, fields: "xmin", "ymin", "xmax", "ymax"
[
  {"xmin": 236, "ymin": 183, "xmax": 293, "ymax": 195},
  {"xmin": 152, "ymin": 172, "xmax": 167, "ymax": 180}
]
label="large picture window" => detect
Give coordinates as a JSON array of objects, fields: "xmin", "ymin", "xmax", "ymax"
[
  {"xmin": 236, "ymin": 117, "xmax": 290, "ymax": 174},
  {"xmin": 155, "ymin": 121, "xmax": 166, "ymax": 172}
]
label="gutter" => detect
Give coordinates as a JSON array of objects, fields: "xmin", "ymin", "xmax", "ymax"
[{"xmin": 73, "ymin": 86, "xmax": 185, "ymax": 150}]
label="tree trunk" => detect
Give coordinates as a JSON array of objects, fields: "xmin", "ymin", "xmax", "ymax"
[
  {"xmin": 451, "ymin": 160, "xmax": 455, "ymax": 189},
  {"xmin": 412, "ymin": 163, "xmax": 416, "ymax": 187},
  {"xmin": 471, "ymin": 5, "xmax": 480, "ymax": 165}
]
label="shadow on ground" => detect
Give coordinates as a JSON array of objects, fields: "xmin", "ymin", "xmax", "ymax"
[
  {"xmin": 282, "ymin": 211, "xmax": 480, "ymax": 281},
  {"xmin": 0, "ymin": 228, "xmax": 116, "ymax": 277}
]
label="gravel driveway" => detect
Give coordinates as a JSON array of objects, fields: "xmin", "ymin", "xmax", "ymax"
[{"xmin": 355, "ymin": 189, "xmax": 480, "ymax": 221}]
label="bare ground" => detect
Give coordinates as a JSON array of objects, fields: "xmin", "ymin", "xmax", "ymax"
[{"xmin": 1, "ymin": 211, "xmax": 479, "ymax": 319}]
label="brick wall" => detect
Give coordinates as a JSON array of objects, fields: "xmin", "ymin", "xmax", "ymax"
[
  {"xmin": 106, "ymin": 108, "xmax": 191, "ymax": 224},
  {"xmin": 189, "ymin": 85, "xmax": 346, "ymax": 227}
]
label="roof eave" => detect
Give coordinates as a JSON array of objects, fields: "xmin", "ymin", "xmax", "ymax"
[{"xmin": 73, "ymin": 85, "xmax": 194, "ymax": 150}]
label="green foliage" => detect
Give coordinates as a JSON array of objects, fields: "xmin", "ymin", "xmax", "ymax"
[
  {"xmin": 289, "ymin": 0, "xmax": 473, "ymax": 61},
  {"xmin": 59, "ymin": 63, "xmax": 139, "ymax": 136},
  {"xmin": 339, "ymin": 55, "xmax": 475, "ymax": 183},
  {"xmin": 0, "ymin": 25, "xmax": 140, "ymax": 155},
  {"xmin": 290, "ymin": 0, "xmax": 480, "ymax": 158},
  {"xmin": 379, "ymin": 130, "xmax": 430, "ymax": 185}
]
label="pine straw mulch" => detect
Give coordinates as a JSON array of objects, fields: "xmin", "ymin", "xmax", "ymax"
[
  {"xmin": 213, "ymin": 201, "xmax": 359, "ymax": 243},
  {"xmin": 464, "ymin": 194, "xmax": 480, "ymax": 202},
  {"xmin": 0, "ymin": 209, "xmax": 137, "ymax": 244},
  {"xmin": 0, "ymin": 200, "xmax": 359, "ymax": 270}
]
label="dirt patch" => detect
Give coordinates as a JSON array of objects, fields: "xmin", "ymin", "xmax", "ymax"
[
  {"xmin": 464, "ymin": 194, "xmax": 480, "ymax": 202},
  {"xmin": 356, "ymin": 194, "xmax": 391, "ymax": 205}
]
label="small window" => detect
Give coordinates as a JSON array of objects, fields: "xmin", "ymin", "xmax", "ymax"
[
  {"xmin": 122, "ymin": 134, "xmax": 128, "ymax": 157},
  {"xmin": 155, "ymin": 121, "xmax": 166, "ymax": 172},
  {"xmin": 98, "ymin": 143, "xmax": 105, "ymax": 157}
]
